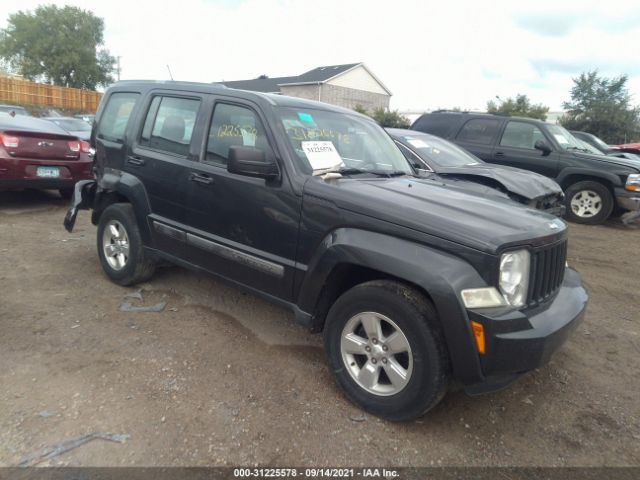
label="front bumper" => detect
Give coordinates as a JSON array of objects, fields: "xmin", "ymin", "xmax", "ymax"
[
  {"xmin": 464, "ymin": 268, "xmax": 587, "ymax": 394},
  {"xmin": 615, "ymin": 188, "xmax": 640, "ymax": 211}
]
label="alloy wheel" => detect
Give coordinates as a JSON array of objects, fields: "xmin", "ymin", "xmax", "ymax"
[
  {"xmin": 102, "ymin": 220, "xmax": 130, "ymax": 270},
  {"xmin": 340, "ymin": 312, "xmax": 413, "ymax": 396}
]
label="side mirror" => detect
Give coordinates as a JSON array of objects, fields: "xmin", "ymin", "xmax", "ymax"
[
  {"xmin": 534, "ymin": 139, "xmax": 552, "ymax": 155},
  {"xmin": 227, "ymin": 146, "xmax": 279, "ymax": 179}
]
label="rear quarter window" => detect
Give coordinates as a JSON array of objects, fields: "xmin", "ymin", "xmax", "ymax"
[
  {"xmin": 456, "ymin": 118, "xmax": 500, "ymax": 145},
  {"xmin": 412, "ymin": 114, "xmax": 460, "ymax": 138},
  {"xmin": 96, "ymin": 92, "xmax": 140, "ymax": 142}
]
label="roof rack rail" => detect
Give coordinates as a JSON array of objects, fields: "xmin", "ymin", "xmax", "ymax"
[{"xmin": 430, "ymin": 109, "xmax": 512, "ymax": 117}]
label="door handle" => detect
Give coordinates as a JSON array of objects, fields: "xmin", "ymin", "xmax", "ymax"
[
  {"xmin": 495, "ymin": 151, "xmax": 505, "ymax": 157},
  {"xmin": 127, "ymin": 156, "xmax": 145, "ymax": 166},
  {"xmin": 189, "ymin": 173, "xmax": 214, "ymax": 185}
]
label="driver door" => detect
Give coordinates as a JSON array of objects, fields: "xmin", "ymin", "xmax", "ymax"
[{"xmin": 183, "ymin": 98, "xmax": 301, "ymax": 301}]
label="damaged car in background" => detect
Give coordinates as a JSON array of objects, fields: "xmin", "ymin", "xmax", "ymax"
[{"xmin": 387, "ymin": 128, "xmax": 565, "ymax": 216}]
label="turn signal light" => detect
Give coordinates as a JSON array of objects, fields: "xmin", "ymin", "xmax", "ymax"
[
  {"xmin": 470, "ymin": 321, "xmax": 486, "ymax": 354},
  {"xmin": 626, "ymin": 184, "xmax": 638, "ymax": 191},
  {"xmin": 80, "ymin": 140, "xmax": 91, "ymax": 153},
  {"xmin": 68, "ymin": 140, "xmax": 81, "ymax": 152}
]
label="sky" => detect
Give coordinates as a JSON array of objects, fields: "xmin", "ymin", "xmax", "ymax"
[{"xmin": 2, "ymin": 0, "xmax": 640, "ymax": 111}]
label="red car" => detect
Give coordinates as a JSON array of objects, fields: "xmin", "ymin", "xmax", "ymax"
[{"xmin": 0, "ymin": 114, "xmax": 93, "ymax": 198}]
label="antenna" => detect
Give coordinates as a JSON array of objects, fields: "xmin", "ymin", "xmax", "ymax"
[{"xmin": 166, "ymin": 65, "xmax": 174, "ymax": 81}]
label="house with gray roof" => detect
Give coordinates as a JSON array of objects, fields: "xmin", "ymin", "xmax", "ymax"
[{"xmin": 218, "ymin": 63, "xmax": 391, "ymax": 111}]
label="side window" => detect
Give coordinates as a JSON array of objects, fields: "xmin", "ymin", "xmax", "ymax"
[
  {"xmin": 206, "ymin": 103, "xmax": 272, "ymax": 166},
  {"xmin": 500, "ymin": 122, "xmax": 545, "ymax": 150},
  {"xmin": 139, "ymin": 96, "xmax": 200, "ymax": 156},
  {"xmin": 456, "ymin": 118, "xmax": 500, "ymax": 145},
  {"xmin": 96, "ymin": 92, "xmax": 140, "ymax": 142}
]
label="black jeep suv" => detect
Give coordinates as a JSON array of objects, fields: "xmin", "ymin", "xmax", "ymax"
[
  {"xmin": 411, "ymin": 111, "xmax": 640, "ymax": 224},
  {"xmin": 65, "ymin": 81, "xmax": 587, "ymax": 420}
]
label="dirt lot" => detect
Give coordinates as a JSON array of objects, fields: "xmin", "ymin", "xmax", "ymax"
[{"xmin": 0, "ymin": 189, "xmax": 639, "ymax": 467}]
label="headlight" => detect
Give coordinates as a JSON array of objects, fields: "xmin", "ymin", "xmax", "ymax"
[
  {"xmin": 499, "ymin": 249, "xmax": 530, "ymax": 307},
  {"xmin": 626, "ymin": 174, "xmax": 640, "ymax": 191}
]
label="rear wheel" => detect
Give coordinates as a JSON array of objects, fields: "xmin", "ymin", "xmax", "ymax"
[
  {"xmin": 323, "ymin": 280, "xmax": 449, "ymax": 421},
  {"xmin": 564, "ymin": 181, "xmax": 613, "ymax": 224},
  {"xmin": 97, "ymin": 203, "xmax": 156, "ymax": 286}
]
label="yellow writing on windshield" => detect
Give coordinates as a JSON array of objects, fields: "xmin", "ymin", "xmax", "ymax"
[{"xmin": 286, "ymin": 127, "xmax": 350, "ymax": 144}]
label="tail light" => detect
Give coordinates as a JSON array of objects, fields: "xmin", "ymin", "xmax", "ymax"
[
  {"xmin": 1, "ymin": 134, "xmax": 20, "ymax": 148},
  {"xmin": 68, "ymin": 140, "xmax": 81, "ymax": 152},
  {"xmin": 80, "ymin": 140, "xmax": 91, "ymax": 153}
]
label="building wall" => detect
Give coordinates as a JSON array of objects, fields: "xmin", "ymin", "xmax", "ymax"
[
  {"xmin": 320, "ymin": 84, "xmax": 389, "ymax": 111},
  {"xmin": 279, "ymin": 84, "xmax": 321, "ymax": 102},
  {"xmin": 326, "ymin": 65, "xmax": 388, "ymax": 95},
  {"xmin": 280, "ymin": 83, "xmax": 390, "ymax": 111}
]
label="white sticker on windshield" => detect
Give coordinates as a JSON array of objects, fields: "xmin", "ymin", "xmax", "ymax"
[
  {"xmin": 554, "ymin": 134, "xmax": 569, "ymax": 144},
  {"xmin": 302, "ymin": 141, "xmax": 343, "ymax": 174},
  {"xmin": 407, "ymin": 139, "xmax": 430, "ymax": 149}
]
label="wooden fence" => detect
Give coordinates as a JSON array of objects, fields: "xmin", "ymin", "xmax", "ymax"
[{"xmin": 0, "ymin": 76, "xmax": 101, "ymax": 112}]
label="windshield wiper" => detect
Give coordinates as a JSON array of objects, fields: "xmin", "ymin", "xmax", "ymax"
[{"xmin": 337, "ymin": 168, "xmax": 408, "ymax": 177}]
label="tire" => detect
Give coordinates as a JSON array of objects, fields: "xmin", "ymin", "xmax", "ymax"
[
  {"xmin": 564, "ymin": 181, "xmax": 613, "ymax": 224},
  {"xmin": 323, "ymin": 280, "xmax": 450, "ymax": 421},
  {"xmin": 59, "ymin": 187, "xmax": 74, "ymax": 200},
  {"xmin": 97, "ymin": 203, "xmax": 156, "ymax": 286}
]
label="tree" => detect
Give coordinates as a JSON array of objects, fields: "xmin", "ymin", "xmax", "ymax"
[
  {"xmin": 487, "ymin": 94, "xmax": 549, "ymax": 121},
  {"xmin": 560, "ymin": 70, "xmax": 640, "ymax": 144},
  {"xmin": 0, "ymin": 5, "xmax": 115, "ymax": 90},
  {"xmin": 352, "ymin": 104, "xmax": 368, "ymax": 115},
  {"xmin": 353, "ymin": 106, "xmax": 410, "ymax": 128}
]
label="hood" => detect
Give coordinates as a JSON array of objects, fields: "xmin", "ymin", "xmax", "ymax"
[
  {"xmin": 304, "ymin": 176, "xmax": 566, "ymax": 254},
  {"xmin": 434, "ymin": 164, "xmax": 562, "ymax": 200},
  {"xmin": 572, "ymin": 151, "xmax": 640, "ymax": 171}
]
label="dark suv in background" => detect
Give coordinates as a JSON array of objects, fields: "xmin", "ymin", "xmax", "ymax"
[
  {"xmin": 65, "ymin": 81, "xmax": 587, "ymax": 420},
  {"xmin": 411, "ymin": 112, "xmax": 640, "ymax": 224}
]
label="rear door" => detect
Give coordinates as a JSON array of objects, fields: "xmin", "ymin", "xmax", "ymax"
[
  {"xmin": 127, "ymin": 92, "xmax": 205, "ymax": 257},
  {"xmin": 452, "ymin": 117, "xmax": 502, "ymax": 161},
  {"xmin": 491, "ymin": 120, "xmax": 559, "ymax": 177}
]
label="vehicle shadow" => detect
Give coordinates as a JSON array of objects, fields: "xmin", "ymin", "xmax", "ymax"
[{"xmin": 0, "ymin": 189, "xmax": 67, "ymax": 211}]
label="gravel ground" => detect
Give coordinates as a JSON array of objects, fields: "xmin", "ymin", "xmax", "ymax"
[{"xmin": 0, "ymin": 189, "xmax": 639, "ymax": 467}]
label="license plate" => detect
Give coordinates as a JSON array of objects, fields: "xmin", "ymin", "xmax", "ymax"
[{"xmin": 36, "ymin": 166, "xmax": 60, "ymax": 178}]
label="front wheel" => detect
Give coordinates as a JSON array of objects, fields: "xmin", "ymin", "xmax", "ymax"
[
  {"xmin": 564, "ymin": 181, "xmax": 613, "ymax": 224},
  {"xmin": 97, "ymin": 203, "xmax": 156, "ymax": 286},
  {"xmin": 323, "ymin": 280, "xmax": 450, "ymax": 421}
]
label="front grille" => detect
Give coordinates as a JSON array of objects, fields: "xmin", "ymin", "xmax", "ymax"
[{"xmin": 528, "ymin": 240, "xmax": 567, "ymax": 306}]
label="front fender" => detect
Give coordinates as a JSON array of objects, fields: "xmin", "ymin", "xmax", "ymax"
[
  {"xmin": 298, "ymin": 228, "xmax": 490, "ymax": 385},
  {"xmin": 556, "ymin": 167, "xmax": 622, "ymax": 187}
]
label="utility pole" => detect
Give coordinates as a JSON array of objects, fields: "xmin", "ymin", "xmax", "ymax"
[{"xmin": 116, "ymin": 56, "xmax": 121, "ymax": 81}]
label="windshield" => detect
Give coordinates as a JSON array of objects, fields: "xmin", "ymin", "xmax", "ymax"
[
  {"xmin": 547, "ymin": 125, "xmax": 586, "ymax": 151},
  {"xmin": 575, "ymin": 138, "xmax": 604, "ymax": 155},
  {"xmin": 590, "ymin": 134, "xmax": 611, "ymax": 151},
  {"xmin": 398, "ymin": 133, "xmax": 482, "ymax": 167},
  {"xmin": 50, "ymin": 118, "xmax": 92, "ymax": 132},
  {"xmin": 278, "ymin": 107, "xmax": 413, "ymax": 175}
]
